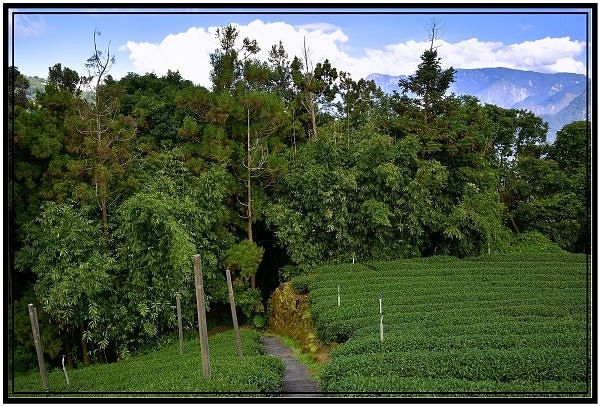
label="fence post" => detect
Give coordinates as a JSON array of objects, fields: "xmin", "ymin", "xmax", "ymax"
[
  {"xmin": 225, "ymin": 269, "xmax": 243, "ymax": 357},
  {"xmin": 28, "ymin": 304, "xmax": 48, "ymax": 390},
  {"xmin": 176, "ymin": 293, "xmax": 184, "ymax": 355},
  {"xmin": 192, "ymin": 254, "xmax": 211, "ymax": 379}
]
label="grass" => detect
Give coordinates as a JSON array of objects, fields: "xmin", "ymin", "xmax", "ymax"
[{"xmin": 10, "ymin": 328, "xmax": 284, "ymax": 397}]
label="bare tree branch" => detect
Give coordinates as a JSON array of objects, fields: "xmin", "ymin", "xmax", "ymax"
[{"xmin": 427, "ymin": 18, "xmax": 446, "ymax": 51}]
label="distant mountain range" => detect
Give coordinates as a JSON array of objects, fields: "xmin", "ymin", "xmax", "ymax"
[{"xmin": 366, "ymin": 68, "xmax": 591, "ymax": 143}]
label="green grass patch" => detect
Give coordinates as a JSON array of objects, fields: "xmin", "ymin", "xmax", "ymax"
[
  {"xmin": 10, "ymin": 329, "xmax": 284, "ymax": 397},
  {"xmin": 305, "ymin": 253, "xmax": 590, "ymax": 396}
]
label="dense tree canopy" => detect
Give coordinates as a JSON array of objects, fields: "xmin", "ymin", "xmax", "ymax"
[{"xmin": 8, "ymin": 27, "xmax": 591, "ymax": 370}]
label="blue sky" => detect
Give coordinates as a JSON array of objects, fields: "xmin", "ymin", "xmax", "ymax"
[{"xmin": 8, "ymin": 6, "xmax": 592, "ymax": 88}]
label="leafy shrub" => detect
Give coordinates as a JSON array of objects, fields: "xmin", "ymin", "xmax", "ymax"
[
  {"xmin": 9, "ymin": 347, "xmax": 38, "ymax": 375},
  {"xmin": 252, "ymin": 314, "xmax": 266, "ymax": 329},
  {"xmin": 233, "ymin": 286, "xmax": 264, "ymax": 321},
  {"xmin": 289, "ymin": 274, "xmax": 314, "ymax": 293},
  {"xmin": 224, "ymin": 240, "xmax": 264, "ymax": 280},
  {"xmin": 509, "ymin": 231, "xmax": 565, "ymax": 253},
  {"xmin": 279, "ymin": 264, "xmax": 303, "ymax": 282}
]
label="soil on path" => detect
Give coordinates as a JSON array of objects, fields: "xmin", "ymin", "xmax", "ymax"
[{"xmin": 260, "ymin": 336, "xmax": 322, "ymax": 397}]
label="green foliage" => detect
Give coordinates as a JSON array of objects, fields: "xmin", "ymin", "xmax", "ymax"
[
  {"xmin": 398, "ymin": 48, "xmax": 456, "ymax": 124},
  {"xmin": 266, "ymin": 129, "xmax": 429, "ymax": 265},
  {"xmin": 115, "ymin": 71, "xmax": 193, "ymax": 147},
  {"xmin": 210, "ymin": 24, "xmax": 260, "ymax": 93},
  {"xmin": 326, "ymin": 375, "xmax": 586, "ymax": 394},
  {"xmin": 111, "ymin": 153, "xmax": 234, "ymax": 351},
  {"xmin": 278, "ymin": 264, "xmax": 303, "ymax": 282},
  {"xmin": 289, "ymin": 274, "xmax": 315, "ymax": 294},
  {"xmin": 484, "ymin": 105, "xmax": 548, "ymax": 162},
  {"xmin": 224, "ymin": 240, "xmax": 265, "ymax": 280},
  {"xmin": 444, "ymin": 180, "xmax": 510, "ymax": 257},
  {"xmin": 550, "ymin": 121, "xmax": 590, "ymax": 172},
  {"xmin": 252, "ymin": 314, "xmax": 267, "ymax": 329},
  {"xmin": 8, "ymin": 66, "xmax": 31, "ymax": 107},
  {"xmin": 269, "ymin": 119, "xmax": 505, "ymax": 262},
  {"xmin": 509, "ymin": 231, "xmax": 565, "ymax": 253},
  {"xmin": 9, "ymin": 347, "xmax": 38, "ymax": 375},
  {"xmin": 10, "ymin": 65, "xmax": 87, "ymax": 238},
  {"xmin": 114, "ymin": 189, "xmax": 196, "ymax": 342},
  {"xmin": 179, "ymin": 115, "xmax": 200, "ymax": 139},
  {"xmin": 15, "ymin": 202, "xmax": 113, "ymax": 330},
  {"xmin": 233, "ymin": 285, "xmax": 264, "ymax": 320},
  {"xmin": 47, "ymin": 63, "xmax": 80, "ymax": 94},
  {"xmin": 321, "ymin": 348, "xmax": 586, "ymax": 387},
  {"xmin": 306, "ymin": 254, "xmax": 588, "ymax": 393},
  {"xmin": 510, "ymin": 121, "xmax": 590, "ymax": 253}
]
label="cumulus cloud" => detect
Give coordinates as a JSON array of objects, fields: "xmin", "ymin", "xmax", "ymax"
[
  {"xmin": 123, "ymin": 26, "xmax": 218, "ymax": 87},
  {"xmin": 123, "ymin": 19, "xmax": 353, "ymax": 87},
  {"xmin": 122, "ymin": 19, "xmax": 587, "ymax": 87}
]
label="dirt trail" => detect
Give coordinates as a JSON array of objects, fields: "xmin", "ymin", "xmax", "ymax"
[{"xmin": 260, "ymin": 336, "xmax": 321, "ymax": 397}]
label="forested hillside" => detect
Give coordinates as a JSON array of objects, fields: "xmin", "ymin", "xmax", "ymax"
[{"xmin": 8, "ymin": 25, "xmax": 591, "ymax": 371}]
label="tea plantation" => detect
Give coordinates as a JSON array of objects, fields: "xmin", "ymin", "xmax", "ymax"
[
  {"xmin": 11, "ymin": 329, "xmax": 284, "ymax": 396},
  {"xmin": 304, "ymin": 253, "xmax": 590, "ymax": 396}
]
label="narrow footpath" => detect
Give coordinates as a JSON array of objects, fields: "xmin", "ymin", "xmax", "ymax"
[{"xmin": 260, "ymin": 336, "xmax": 321, "ymax": 397}]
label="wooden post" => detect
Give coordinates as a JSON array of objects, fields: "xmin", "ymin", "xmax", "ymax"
[
  {"xmin": 193, "ymin": 254, "xmax": 211, "ymax": 379},
  {"xmin": 337, "ymin": 286, "xmax": 341, "ymax": 307},
  {"xmin": 176, "ymin": 293, "xmax": 184, "ymax": 355},
  {"xmin": 225, "ymin": 269, "xmax": 243, "ymax": 357},
  {"xmin": 28, "ymin": 304, "xmax": 48, "ymax": 390}
]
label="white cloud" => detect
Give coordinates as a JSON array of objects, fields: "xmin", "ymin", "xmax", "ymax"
[
  {"xmin": 293, "ymin": 22, "xmax": 341, "ymax": 32},
  {"xmin": 124, "ymin": 19, "xmax": 353, "ymax": 87},
  {"xmin": 123, "ymin": 20, "xmax": 587, "ymax": 87},
  {"xmin": 366, "ymin": 36, "xmax": 586, "ymax": 76},
  {"xmin": 124, "ymin": 26, "xmax": 218, "ymax": 87}
]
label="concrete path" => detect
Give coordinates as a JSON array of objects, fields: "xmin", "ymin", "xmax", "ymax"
[{"xmin": 260, "ymin": 336, "xmax": 321, "ymax": 397}]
